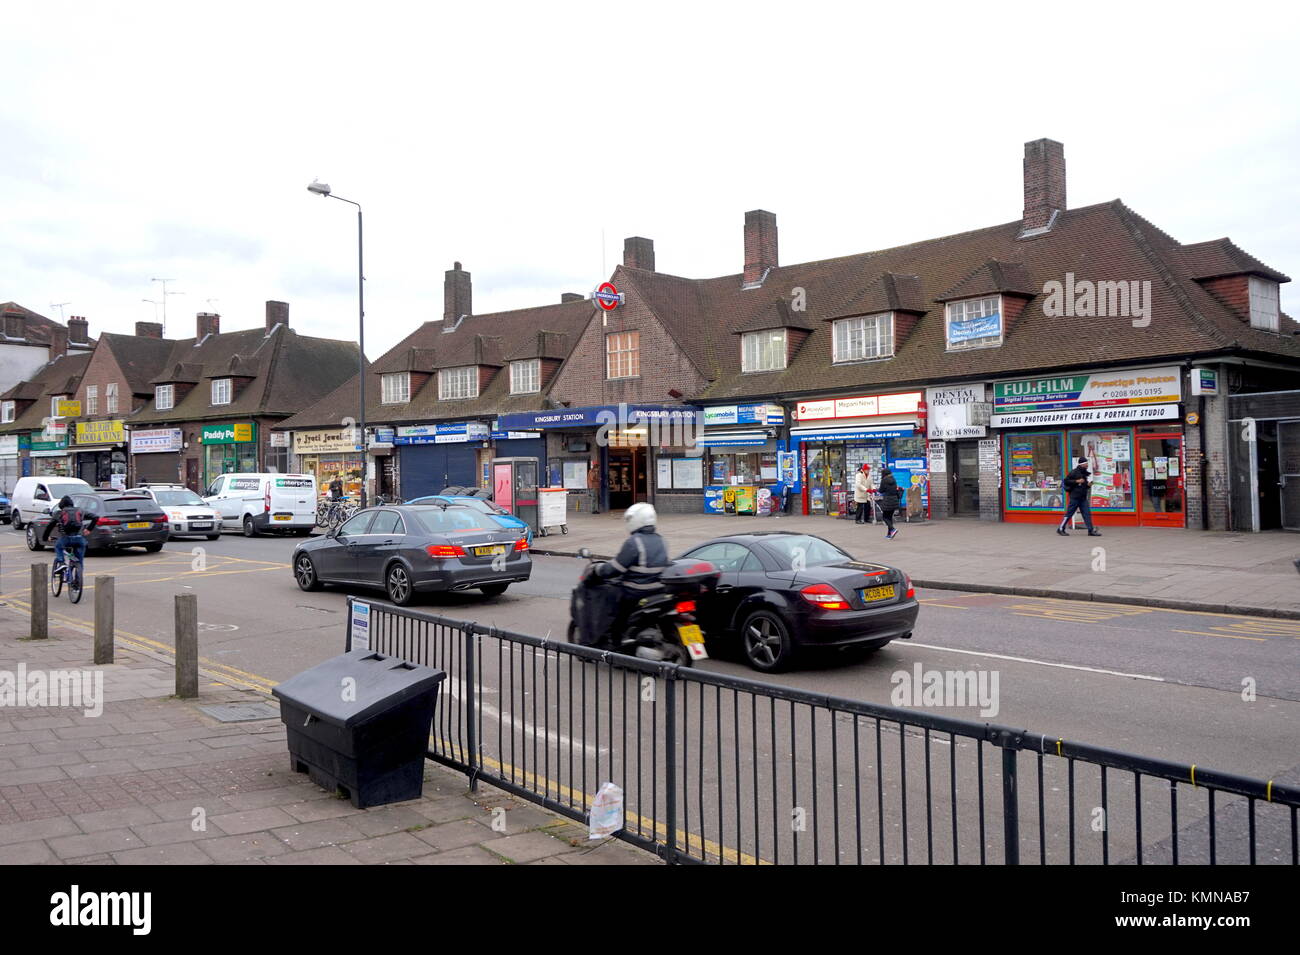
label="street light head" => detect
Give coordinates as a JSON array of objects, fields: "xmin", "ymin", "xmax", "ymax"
[{"xmin": 307, "ymin": 180, "xmax": 332, "ymax": 197}]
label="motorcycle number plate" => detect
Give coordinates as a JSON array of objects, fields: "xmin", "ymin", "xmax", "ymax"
[{"xmin": 678, "ymin": 624, "xmax": 708, "ymax": 659}]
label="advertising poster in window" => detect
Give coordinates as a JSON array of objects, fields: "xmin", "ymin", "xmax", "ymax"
[
  {"xmin": 656, "ymin": 458, "xmax": 673, "ymax": 489},
  {"xmin": 672, "ymin": 457, "xmax": 703, "ymax": 489}
]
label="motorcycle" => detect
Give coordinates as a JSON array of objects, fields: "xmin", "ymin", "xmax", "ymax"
[{"xmin": 567, "ymin": 547, "xmax": 720, "ymax": 665}]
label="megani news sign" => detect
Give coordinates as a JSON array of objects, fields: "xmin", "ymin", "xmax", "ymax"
[{"xmin": 794, "ymin": 392, "xmax": 922, "ymax": 422}]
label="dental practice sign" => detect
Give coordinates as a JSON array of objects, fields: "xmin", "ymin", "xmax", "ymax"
[{"xmin": 991, "ymin": 366, "xmax": 1182, "ymax": 427}]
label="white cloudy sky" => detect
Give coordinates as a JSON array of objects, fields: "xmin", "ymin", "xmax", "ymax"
[{"xmin": 4, "ymin": 1, "xmax": 1297, "ymax": 358}]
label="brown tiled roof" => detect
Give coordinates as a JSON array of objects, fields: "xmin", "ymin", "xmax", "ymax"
[
  {"xmin": 732, "ymin": 298, "xmax": 817, "ymax": 334},
  {"xmin": 936, "ymin": 259, "xmax": 1036, "ymax": 301},
  {"xmin": 0, "ymin": 353, "xmax": 92, "ymax": 434},
  {"xmin": 151, "ymin": 361, "xmax": 203, "ymax": 385},
  {"xmin": 0, "ymin": 303, "xmax": 97, "ymax": 348},
  {"xmin": 505, "ymin": 330, "xmax": 570, "ymax": 361},
  {"xmin": 278, "ymin": 297, "xmax": 594, "ymax": 430},
  {"xmin": 1177, "ymin": 239, "xmax": 1290, "ymax": 283},
  {"xmin": 827, "ymin": 273, "xmax": 926, "ymax": 320},
  {"xmin": 97, "ymin": 333, "xmax": 175, "ymax": 395},
  {"xmin": 372, "ymin": 347, "xmax": 437, "ymax": 374}
]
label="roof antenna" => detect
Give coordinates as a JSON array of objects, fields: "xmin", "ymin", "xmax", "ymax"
[{"xmin": 50, "ymin": 302, "xmax": 70, "ymax": 321}]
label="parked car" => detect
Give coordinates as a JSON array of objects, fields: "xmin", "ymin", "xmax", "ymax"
[
  {"xmin": 678, "ymin": 532, "xmax": 919, "ymax": 672},
  {"xmin": 204, "ymin": 473, "xmax": 317, "ymax": 536},
  {"xmin": 9, "ymin": 476, "xmax": 95, "ymax": 530},
  {"xmin": 405, "ymin": 494, "xmax": 532, "ymax": 543},
  {"xmin": 26, "ymin": 490, "xmax": 169, "ymax": 554},
  {"xmin": 0, "ymin": 491, "xmax": 10, "ymax": 525},
  {"xmin": 127, "ymin": 485, "xmax": 221, "ymax": 540},
  {"xmin": 290, "ymin": 503, "xmax": 531, "ymax": 605}
]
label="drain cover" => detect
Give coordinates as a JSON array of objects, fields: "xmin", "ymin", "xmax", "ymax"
[{"xmin": 199, "ymin": 702, "xmax": 280, "ymax": 723}]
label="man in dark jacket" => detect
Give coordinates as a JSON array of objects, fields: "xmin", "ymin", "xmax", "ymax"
[
  {"xmin": 596, "ymin": 502, "xmax": 670, "ymax": 645},
  {"xmin": 42, "ymin": 495, "xmax": 100, "ymax": 570},
  {"xmin": 1058, "ymin": 457, "xmax": 1103, "ymax": 537},
  {"xmin": 878, "ymin": 467, "xmax": 901, "ymax": 540}
]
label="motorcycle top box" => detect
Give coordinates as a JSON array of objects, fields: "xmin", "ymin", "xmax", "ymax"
[{"xmin": 657, "ymin": 559, "xmax": 722, "ymax": 597}]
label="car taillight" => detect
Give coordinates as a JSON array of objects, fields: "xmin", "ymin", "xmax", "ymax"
[
  {"xmin": 264, "ymin": 487, "xmax": 271, "ymax": 513},
  {"xmin": 426, "ymin": 544, "xmax": 466, "ymax": 559},
  {"xmin": 97, "ymin": 517, "xmax": 121, "ymax": 526},
  {"xmin": 685, "ymin": 561, "xmax": 716, "ymax": 575},
  {"xmin": 904, "ymin": 574, "xmax": 914, "ymax": 600},
  {"xmin": 513, "ymin": 537, "xmax": 528, "ymax": 551},
  {"xmin": 157, "ymin": 514, "xmax": 168, "ymax": 523},
  {"xmin": 800, "ymin": 582, "xmax": 850, "ymax": 611},
  {"xmin": 674, "ymin": 600, "xmax": 696, "ymax": 613}
]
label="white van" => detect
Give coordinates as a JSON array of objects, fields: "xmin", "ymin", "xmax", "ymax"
[
  {"xmin": 204, "ymin": 473, "xmax": 317, "ymax": 537},
  {"xmin": 10, "ymin": 476, "xmax": 95, "ymax": 529}
]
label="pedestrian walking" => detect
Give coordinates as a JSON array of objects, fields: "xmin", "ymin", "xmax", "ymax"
[
  {"xmin": 853, "ymin": 463, "xmax": 876, "ymax": 524},
  {"xmin": 1057, "ymin": 456, "xmax": 1103, "ymax": 537},
  {"xmin": 878, "ymin": 466, "xmax": 900, "ymax": 540}
]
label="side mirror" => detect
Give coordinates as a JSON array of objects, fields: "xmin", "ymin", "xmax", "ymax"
[
  {"xmin": 327, "ymin": 526, "xmax": 340, "ymax": 539},
  {"xmin": 578, "ymin": 547, "xmax": 592, "ymax": 559}
]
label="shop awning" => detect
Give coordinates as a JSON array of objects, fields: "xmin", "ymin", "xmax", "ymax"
[
  {"xmin": 789, "ymin": 425, "xmax": 917, "ymax": 442},
  {"xmin": 698, "ymin": 430, "xmax": 772, "ymax": 448},
  {"xmin": 70, "ymin": 446, "xmax": 119, "ymax": 454}
]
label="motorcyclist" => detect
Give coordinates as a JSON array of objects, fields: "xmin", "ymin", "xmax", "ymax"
[
  {"xmin": 595, "ymin": 502, "xmax": 669, "ymax": 645},
  {"xmin": 42, "ymin": 495, "xmax": 100, "ymax": 571}
]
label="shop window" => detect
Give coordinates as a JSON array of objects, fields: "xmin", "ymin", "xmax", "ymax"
[
  {"xmin": 212, "ymin": 378, "xmax": 232, "ymax": 406},
  {"xmin": 833, "ymin": 313, "xmax": 894, "ymax": 362},
  {"xmin": 106, "ymin": 382, "xmax": 118, "ymax": 414},
  {"xmin": 606, "ymin": 332, "xmax": 640, "ymax": 379},
  {"xmin": 510, "ymin": 359, "xmax": 540, "ymax": 395},
  {"xmin": 86, "ymin": 385, "xmax": 99, "ymax": 415},
  {"xmin": 381, "ymin": 373, "xmax": 410, "ymax": 404},
  {"xmin": 945, "ymin": 296, "xmax": 1002, "ymax": 351},
  {"xmin": 742, "ymin": 330, "xmax": 787, "ymax": 372},
  {"xmin": 439, "ymin": 366, "xmax": 477, "ymax": 400},
  {"xmin": 1005, "ymin": 432, "xmax": 1065, "ymax": 510},
  {"xmin": 1071, "ymin": 430, "xmax": 1134, "ymax": 510},
  {"xmin": 1248, "ymin": 277, "xmax": 1280, "ymax": 332},
  {"xmin": 707, "ymin": 450, "xmax": 775, "ymax": 486},
  {"xmin": 156, "ymin": 384, "xmax": 174, "ymax": 410},
  {"xmin": 265, "ymin": 445, "xmax": 290, "ymax": 474}
]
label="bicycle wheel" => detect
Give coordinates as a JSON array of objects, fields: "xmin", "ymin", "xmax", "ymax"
[
  {"xmin": 51, "ymin": 562, "xmax": 64, "ymax": 597},
  {"xmin": 69, "ymin": 561, "xmax": 83, "ymax": 604}
]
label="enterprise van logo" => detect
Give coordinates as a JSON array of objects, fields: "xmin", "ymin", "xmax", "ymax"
[{"xmin": 50, "ymin": 885, "xmax": 151, "ymax": 935}]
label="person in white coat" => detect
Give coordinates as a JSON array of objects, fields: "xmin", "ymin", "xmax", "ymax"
[{"xmin": 853, "ymin": 463, "xmax": 876, "ymax": 524}]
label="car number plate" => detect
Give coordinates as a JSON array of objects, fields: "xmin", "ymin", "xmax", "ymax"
[
  {"xmin": 862, "ymin": 584, "xmax": 896, "ymax": 602},
  {"xmin": 127, "ymin": 522, "xmax": 150, "ymax": 529},
  {"xmin": 677, "ymin": 624, "xmax": 708, "ymax": 660},
  {"xmin": 273, "ymin": 515, "xmax": 292, "ymax": 521},
  {"xmin": 474, "ymin": 545, "xmax": 506, "ymax": 556},
  {"xmin": 190, "ymin": 522, "xmax": 212, "ymax": 529}
]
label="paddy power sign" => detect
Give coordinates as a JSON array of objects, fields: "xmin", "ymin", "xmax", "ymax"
[{"xmin": 201, "ymin": 422, "xmax": 257, "ymax": 444}]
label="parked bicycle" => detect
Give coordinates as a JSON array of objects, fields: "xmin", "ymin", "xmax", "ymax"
[{"xmin": 323, "ymin": 497, "xmax": 358, "ymax": 529}]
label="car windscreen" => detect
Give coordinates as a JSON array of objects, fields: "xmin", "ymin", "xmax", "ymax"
[
  {"xmin": 760, "ymin": 535, "xmax": 853, "ymax": 569},
  {"xmin": 409, "ymin": 508, "xmax": 498, "ymax": 535},
  {"xmin": 47, "ymin": 483, "xmax": 90, "ymax": 502},
  {"xmin": 153, "ymin": 490, "xmax": 206, "ymax": 506}
]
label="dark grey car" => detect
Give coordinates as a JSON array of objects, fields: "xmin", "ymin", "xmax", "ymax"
[
  {"xmin": 26, "ymin": 492, "xmax": 170, "ymax": 553},
  {"xmin": 291, "ymin": 504, "xmax": 531, "ymax": 605}
]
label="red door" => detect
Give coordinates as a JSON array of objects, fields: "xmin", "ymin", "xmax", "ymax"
[{"xmin": 1136, "ymin": 434, "xmax": 1185, "ymax": 527}]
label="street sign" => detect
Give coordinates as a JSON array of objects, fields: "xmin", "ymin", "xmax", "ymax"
[{"xmin": 594, "ymin": 282, "xmax": 623, "ymax": 311}]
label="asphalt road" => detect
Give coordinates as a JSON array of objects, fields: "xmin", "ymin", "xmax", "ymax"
[{"xmin": 3, "ymin": 526, "xmax": 1297, "ymax": 862}]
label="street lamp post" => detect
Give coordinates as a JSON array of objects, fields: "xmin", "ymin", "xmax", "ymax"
[{"xmin": 307, "ymin": 180, "xmax": 367, "ymax": 508}]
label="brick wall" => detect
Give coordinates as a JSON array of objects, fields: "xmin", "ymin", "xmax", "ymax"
[
  {"xmin": 73, "ymin": 342, "xmax": 130, "ymax": 419},
  {"xmin": 978, "ymin": 436, "xmax": 1002, "ymax": 521},
  {"xmin": 1022, "ymin": 139, "xmax": 1066, "ymax": 231},
  {"xmin": 928, "ymin": 444, "xmax": 952, "ymax": 519},
  {"xmin": 1201, "ymin": 375, "xmax": 1231, "ymax": 531},
  {"xmin": 1183, "ymin": 395, "xmax": 1205, "ymax": 530}
]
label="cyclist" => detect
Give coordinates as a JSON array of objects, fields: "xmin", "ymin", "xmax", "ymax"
[{"xmin": 42, "ymin": 495, "xmax": 100, "ymax": 576}]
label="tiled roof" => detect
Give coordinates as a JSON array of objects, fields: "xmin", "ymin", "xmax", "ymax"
[
  {"xmin": 0, "ymin": 303, "xmax": 97, "ymax": 348},
  {"xmin": 936, "ymin": 259, "xmax": 1035, "ymax": 301},
  {"xmin": 1177, "ymin": 239, "xmax": 1290, "ymax": 283},
  {"xmin": 0, "ymin": 352, "xmax": 92, "ymax": 434},
  {"xmin": 828, "ymin": 273, "xmax": 926, "ymax": 320},
  {"xmin": 97, "ymin": 333, "xmax": 175, "ymax": 395}
]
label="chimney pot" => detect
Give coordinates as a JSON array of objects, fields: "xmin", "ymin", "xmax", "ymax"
[
  {"xmin": 196, "ymin": 312, "xmax": 221, "ymax": 339},
  {"xmin": 135, "ymin": 321, "xmax": 163, "ymax": 339},
  {"xmin": 266, "ymin": 300, "xmax": 290, "ymax": 331},
  {"xmin": 67, "ymin": 315, "xmax": 89, "ymax": 345},
  {"xmin": 444, "ymin": 262, "xmax": 472, "ymax": 323},
  {"xmin": 743, "ymin": 210, "xmax": 778, "ymax": 285},
  {"xmin": 623, "ymin": 236, "xmax": 655, "ymax": 272},
  {"xmin": 1022, "ymin": 138, "xmax": 1066, "ymax": 232}
]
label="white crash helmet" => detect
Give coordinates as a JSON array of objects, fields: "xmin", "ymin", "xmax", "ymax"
[{"xmin": 624, "ymin": 502, "xmax": 657, "ymax": 532}]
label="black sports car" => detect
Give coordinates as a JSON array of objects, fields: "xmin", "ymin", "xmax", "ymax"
[
  {"xmin": 291, "ymin": 503, "xmax": 531, "ymax": 605},
  {"xmin": 678, "ymin": 532, "xmax": 919, "ymax": 672}
]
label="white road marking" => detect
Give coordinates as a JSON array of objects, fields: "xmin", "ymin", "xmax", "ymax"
[
  {"xmin": 444, "ymin": 676, "xmax": 607, "ymax": 757},
  {"xmin": 905, "ymin": 642, "xmax": 1166, "ymax": 682}
]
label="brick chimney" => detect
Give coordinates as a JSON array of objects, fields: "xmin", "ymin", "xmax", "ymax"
[
  {"xmin": 444, "ymin": 262, "xmax": 472, "ymax": 323},
  {"xmin": 67, "ymin": 316, "xmax": 89, "ymax": 345},
  {"xmin": 623, "ymin": 237, "xmax": 655, "ymax": 272},
  {"xmin": 266, "ymin": 300, "xmax": 289, "ymax": 331},
  {"xmin": 48, "ymin": 325, "xmax": 68, "ymax": 361},
  {"xmin": 196, "ymin": 312, "xmax": 221, "ymax": 339},
  {"xmin": 1022, "ymin": 138, "xmax": 1066, "ymax": 233},
  {"xmin": 561, "ymin": 292, "xmax": 585, "ymax": 303},
  {"xmin": 135, "ymin": 321, "xmax": 163, "ymax": 339},
  {"xmin": 3, "ymin": 310, "xmax": 24, "ymax": 340},
  {"xmin": 743, "ymin": 210, "xmax": 778, "ymax": 286}
]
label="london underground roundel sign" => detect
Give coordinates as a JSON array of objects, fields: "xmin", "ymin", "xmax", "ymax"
[{"xmin": 594, "ymin": 282, "xmax": 622, "ymax": 311}]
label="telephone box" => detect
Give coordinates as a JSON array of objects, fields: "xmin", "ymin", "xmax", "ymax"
[{"xmin": 492, "ymin": 457, "xmax": 540, "ymax": 533}]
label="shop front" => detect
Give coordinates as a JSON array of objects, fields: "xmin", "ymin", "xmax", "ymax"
[
  {"xmin": 925, "ymin": 384, "xmax": 992, "ymax": 518},
  {"xmin": 0, "ymin": 435, "xmax": 19, "ymax": 494},
  {"xmin": 72, "ymin": 419, "xmax": 128, "ymax": 488},
  {"xmin": 26, "ymin": 431, "xmax": 71, "ymax": 478},
  {"xmin": 789, "ymin": 391, "xmax": 927, "ymax": 517},
  {"xmin": 130, "ymin": 428, "xmax": 184, "ymax": 485},
  {"xmin": 292, "ymin": 427, "xmax": 365, "ymax": 499},
  {"xmin": 201, "ymin": 422, "xmax": 259, "ymax": 487},
  {"xmin": 699, "ymin": 402, "xmax": 785, "ymax": 515},
  {"xmin": 991, "ymin": 366, "xmax": 1186, "ymax": 527},
  {"xmin": 394, "ymin": 422, "xmax": 489, "ymax": 499}
]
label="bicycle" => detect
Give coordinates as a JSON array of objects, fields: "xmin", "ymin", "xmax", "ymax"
[
  {"xmin": 324, "ymin": 497, "xmax": 357, "ymax": 529},
  {"xmin": 50, "ymin": 547, "xmax": 85, "ymax": 605}
]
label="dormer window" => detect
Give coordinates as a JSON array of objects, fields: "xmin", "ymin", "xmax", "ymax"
[
  {"xmin": 211, "ymin": 378, "xmax": 232, "ymax": 406},
  {"xmin": 1, "ymin": 401, "xmax": 14, "ymax": 423},
  {"xmin": 381, "ymin": 373, "xmax": 410, "ymax": 405},
  {"xmin": 833, "ymin": 313, "xmax": 894, "ymax": 363},
  {"xmin": 510, "ymin": 359, "xmax": 540, "ymax": 395},
  {"xmin": 439, "ymin": 366, "xmax": 477, "ymax": 400},
  {"xmin": 742, "ymin": 329, "xmax": 786, "ymax": 372},
  {"xmin": 945, "ymin": 296, "xmax": 1003, "ymax": 351},
  {"xmin": 51, "ymin": 395, "xmax": 66, "ymax": 419},
  {"xmin": 1248, "ymin": 277, "xmax": 1280, "ymax": 332},
  {"xmin": 156, "ymin": 384, "xmax": 174, "ymax": 411}
]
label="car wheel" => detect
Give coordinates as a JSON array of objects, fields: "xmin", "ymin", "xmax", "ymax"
[
  {"xmin": 741, "ymin": 609, "xmax": 796, "ymax": 673},
  {"xmin": 479, "ymin": 582, "xmax": 509, "ymax": 597},
  {"xmin": 242, "ymin": 516, "xmax": 257, "ymax": 538},
  {"xmin": 11, "ymin": 510, "xmax": 22, "ymax": 530},
  {"xmin": 206, "ymin": 533, "xmax": 220, "ymax": 541},
  {"xmin": 25, "ymin": 524, "xmax": 43, "ymax": 551},
  {"xmin": 385, "ymin": 563, "xmax": 414, "ymax": 606},
  {"xmin": 294, "ymin": 554, "xmax": 321, "ymax": 591},
  {"xmin": 143, "ymin": 542, "xmax": 163, "ymax": 553}
]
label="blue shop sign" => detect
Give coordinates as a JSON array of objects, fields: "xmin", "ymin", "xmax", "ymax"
[
  {"xmin": 394, "ymin": 422, "xmax": 489, "ymax": 445},
  {"xmin": 496, "ymin": 405, "xmax": 701, "ymax": 430}
]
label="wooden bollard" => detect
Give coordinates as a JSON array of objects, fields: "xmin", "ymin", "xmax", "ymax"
[
  {"xmin": 94, "ymin": 575, "xmax": 114, "ymax": 664},
  {"xmin": 30, "ymin": 563, "xmax": 48, "ymax": 640},
  {"xmin": 174, "ymin": 593, "xmax": 198, "ymax": 699}
]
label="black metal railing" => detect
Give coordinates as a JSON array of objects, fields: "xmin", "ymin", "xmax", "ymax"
[{"xmin": 347, "ymin": 597, "xmax": 1300, "ymax": 865}]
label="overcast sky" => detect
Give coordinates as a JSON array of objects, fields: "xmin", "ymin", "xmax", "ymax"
[{"xmin": 4, "ymin": 2, "xmax": 1297, "ymax": 358}]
